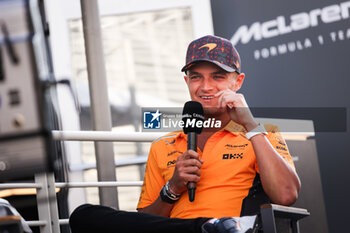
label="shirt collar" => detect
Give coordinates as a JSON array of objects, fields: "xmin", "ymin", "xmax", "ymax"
[
  {"xmin": 175, "ymin": 131, "xmax": 185, "ymax": 140},
  {"xmin": 222, "ymin": 120, "xmax": 246, "ymax": 136}
]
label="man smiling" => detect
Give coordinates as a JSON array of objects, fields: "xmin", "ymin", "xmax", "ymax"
[
  {"xmin": 137, "ymin": 35, "xmax": 300, "ymax": 218},
  {"xmin": 70, "ymin": 35, "xmax": 300, "ymax": 233}
]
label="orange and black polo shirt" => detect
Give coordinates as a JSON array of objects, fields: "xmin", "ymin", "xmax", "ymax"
[{"xmin": 137, "ymin": 121, "xmax": 295, "ymax": 218}]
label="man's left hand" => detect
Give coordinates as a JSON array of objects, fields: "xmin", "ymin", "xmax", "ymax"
[{"xmin": 215, "ymin": 89, "xmax": 258, "ymax": 131}]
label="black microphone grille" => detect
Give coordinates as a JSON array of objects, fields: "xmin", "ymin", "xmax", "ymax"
[{"xmin": 182, "ymin": 101, "xmax": 204, "ymax": 134}]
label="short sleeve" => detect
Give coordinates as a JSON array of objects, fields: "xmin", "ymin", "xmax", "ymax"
[
  {"xmin": 254, "ymin": 124, "xmax": 295, "ymax": 172},
  {"xmin": 137, "ymin": 145, "xmax": 165, "ymax": 209}
]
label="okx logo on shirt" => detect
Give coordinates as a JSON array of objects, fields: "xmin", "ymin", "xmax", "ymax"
[{"xmin": 143, "ymin": 110, "xmax": 161, "ymax": 129}]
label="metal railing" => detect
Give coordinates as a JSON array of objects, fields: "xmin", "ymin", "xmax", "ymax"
[
  {"xmin": 2, "ymin": 129, "xmax": 313, "ymax": 233},
  {"xmin": 51, "ymin": 130, "xmax": 164, "ymax": 142},
  {"xmin": 0, "ymin": 177, "xmax": 144, "ymax": 232},
  {"xmin": 1, "ymin": 131, "xmax": 164, "ymax": 233}
]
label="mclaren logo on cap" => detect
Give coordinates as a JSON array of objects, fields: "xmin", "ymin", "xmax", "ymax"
[
  {"xmin": 235, "ymin": 61, "xmax": 240, "ymax": 69},
  {"xmin": 199, "ymin": 43, "xmax": 217, "ymax": 52}
]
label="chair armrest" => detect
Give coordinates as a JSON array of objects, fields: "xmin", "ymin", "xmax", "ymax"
[{"xmin": 261, "ymin": 204, "xmax": 310, "ymax": 221}]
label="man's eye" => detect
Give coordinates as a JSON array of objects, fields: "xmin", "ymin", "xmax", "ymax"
[
  {"xmin": 190, "ymin": 76, "xmax": 200, "ymax": 80},
  {"xmin": 214, "ymin": 76, "xmax": 225, "ymax": 79}
]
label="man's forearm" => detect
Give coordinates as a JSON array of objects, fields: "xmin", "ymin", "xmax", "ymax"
[
  {"xmin": 251, "ymin": 134, "xmax": 301, "ymax": 205},
  {"xmin": 138, "ymin": 150, "xmax": 202, "ymax": 217},
  {"xmin": 137, "ymin": 196, "xmax": 174, "ymax": 217}
]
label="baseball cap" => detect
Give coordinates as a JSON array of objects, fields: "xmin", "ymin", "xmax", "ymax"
[{"xmin": 181, "ymin": 35, "xmax": 241, "ymax": 73}]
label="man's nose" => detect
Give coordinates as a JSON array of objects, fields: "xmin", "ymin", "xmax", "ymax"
[{"xmin": 201, "ymin": 78, "xmax": 214, "ymax": 91}]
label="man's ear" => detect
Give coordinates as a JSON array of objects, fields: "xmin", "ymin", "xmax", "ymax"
[
  {"xmin": 184, "ymin": 75, "xmax": 188, "ymax": 83},
  {"xmin": 234, "ymin": 73, "xmax": 245, "ymax": 91}
]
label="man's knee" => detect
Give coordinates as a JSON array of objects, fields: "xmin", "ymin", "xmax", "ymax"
[
  {"xmin": 69, "ymin": 204, "xmax": 95, "ymax": 233},
  {"xmin": 70, "ymin": 204, "xmax": 94, "ymax": 219}
]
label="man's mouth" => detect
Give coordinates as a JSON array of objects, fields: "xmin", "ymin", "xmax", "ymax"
[{"xmin": 200, "ymin": 96, "xmax": 214, "ymax": 100}]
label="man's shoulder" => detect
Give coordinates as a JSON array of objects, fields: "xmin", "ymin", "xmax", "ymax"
[
  {"xmin": 263, "ymin": 123, "xmax": 280, "ymax": 133},
  {"xmin": 151, "ymin": 131, "xmax": 182, "ymax": 147}
]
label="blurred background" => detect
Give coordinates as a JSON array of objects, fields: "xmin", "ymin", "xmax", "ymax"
[{"xmin": 0, "ymin": 0, "xmax": 349, "ymax": 233}]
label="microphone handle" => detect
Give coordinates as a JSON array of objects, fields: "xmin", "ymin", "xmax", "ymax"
[{"xmin": 187, "ymin": 132, "xmax": 197, "ymax": 202}]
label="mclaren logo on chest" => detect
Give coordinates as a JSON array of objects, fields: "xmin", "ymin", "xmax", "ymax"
[
  {"xmin": 167, "ymin": 150, "xmax": 183, "ymax": 156},
  {"xmin": 225, "ymin": 144, "xmax": 248, "ymax": 150},
  {"xmin": 167, "ymin": 160, "xmax": 177, "ymax": 167},
  {"xmin": 223, "ymin": 153, "xmax": 243, "ymax": 159}
]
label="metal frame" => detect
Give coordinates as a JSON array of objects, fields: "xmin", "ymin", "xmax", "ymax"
[
  {"xmin": 0, "ymin": 178, "xmax": 143, "ymax": 231},
  {"xmin": 0, "ymin": 130, "xmax": 160, "ymax": 233},
  {"xmin": 260, "ymin": 204, "xmax": 310, "ymax": 233},
  {"xmin": 34, "ymin": 173, "xmax": 60, "ymax": 233},
  {"xmin": 80, "ymin": 0, "xmax": 118, "ymax": 209}
]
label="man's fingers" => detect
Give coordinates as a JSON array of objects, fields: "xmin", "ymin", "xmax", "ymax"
[
  {"xmin": 219, "ymin": 93, "xmax": 233, "ymax": 109},
  {"xmin": 214, "ymin": 90, "xmax": 225, "ymax": 97},
  {"xmin": 180, "ymin": 150, "xmax": 202, "ymax": 163},
  {"xmin": 216, "ymin": 89, "xmax": 237, "ymax": 109},
  {"xmin": 217, "ymin": 93, "xmax": 224, "ymax": 109},
  {"xmin": 215, "ymin": 90, "xmax": 227, "ymax": 106},
  {"xmin": 179, "ymin": 158, "xmax": 202, "ymax": 169},
  {"xmin": 182, "ymin": 174, "xmax": 201, "ymax": 183},
  {"xmin": 221, "ymin": 94, "xmax": 235, "ymax": 108},
  {"xmin": 174, "ymin": 164, "xmax": 201, "ymax": 186},
  {"xmin": 181, "ymin": 165, "xmax": 202, "ymax": 176},
  {"xmin": 172, "ymin": 149, "xmax": 203, "ymax": 191},
  {"xmin": 186, "ymin": 150, "xmax": 200, "ymax": 158}
]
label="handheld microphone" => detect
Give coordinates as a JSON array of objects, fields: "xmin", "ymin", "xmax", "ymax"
[{"xmin": 182, "ymin": 101, "xmax": 204, "ymax": 202}]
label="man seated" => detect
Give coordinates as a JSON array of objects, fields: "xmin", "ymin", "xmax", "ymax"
[{"xmin": 69, "ymin": 35, "xmax": 300, "ymax": 233}]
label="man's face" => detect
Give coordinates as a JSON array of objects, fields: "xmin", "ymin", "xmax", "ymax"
[{"xmin": 184, "ymin": 62, "xmax": 244, "ymax": 116}]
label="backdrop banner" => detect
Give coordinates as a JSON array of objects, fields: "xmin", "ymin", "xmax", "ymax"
[{"xmin": 211, "ymin": 0, "xmax": 350, "ymax": 232}]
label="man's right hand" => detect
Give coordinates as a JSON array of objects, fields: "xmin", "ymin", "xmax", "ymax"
[
  {"xmin": 168, "ymin": 150, "xmax": 203, "ymax": 195},
  {"xmin": 138, "ymin": 150, "xmax": 203, "ymax": 216}
]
